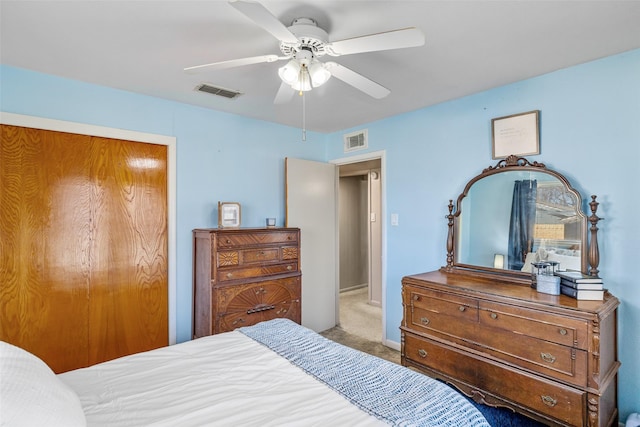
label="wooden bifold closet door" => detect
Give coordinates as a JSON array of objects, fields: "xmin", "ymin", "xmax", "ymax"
[{"xmin": 0, "ymin": 124, "xmax": 168, "ymax": 373}]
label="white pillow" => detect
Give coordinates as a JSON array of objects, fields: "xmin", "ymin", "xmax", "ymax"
[
  {"xmin": 0, "ymin": 341, "xmax": 86, "ymax": 427},
  {"xmin": 547, "ymin": 252, "xmax": 582, "ymax": 272}
]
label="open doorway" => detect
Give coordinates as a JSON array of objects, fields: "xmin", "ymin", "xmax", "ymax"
[{"xmin": 337, "ymin": 159, "xmax": 382, "ymax": 343}]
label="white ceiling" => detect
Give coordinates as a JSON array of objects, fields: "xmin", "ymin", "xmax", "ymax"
[{"xmin": 1, "ymin": 1, "xmax": 639, "ymax": 133}]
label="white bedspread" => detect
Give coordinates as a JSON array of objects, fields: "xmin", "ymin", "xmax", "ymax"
[{"xmin": 58, "ymin": 331, "xmax": 387, "ymax": 427}]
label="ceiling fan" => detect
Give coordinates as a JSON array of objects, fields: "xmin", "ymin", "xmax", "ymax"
[{"xmin": 184, "ymin": 0, "xmax": 426, "ymax": 104}]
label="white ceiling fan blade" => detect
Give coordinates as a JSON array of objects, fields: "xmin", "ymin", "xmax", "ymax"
[
  {"xmin": 184, "ymin": 54, "xmax": 283, "ymax": 73},
  {"xmin": 274, "ymin": 81, "xmax": 295, "ymax": 104},
  {"xmin": 325, "ymin": 27, "xmax": 425, "ymax": 56},
  {"xmin": 229, "ymin": 0, "xmax": 298, "ymax": 44},
  {"xmin": 325, "ymin": 62, "xmax": 390, "ymax": 99}
]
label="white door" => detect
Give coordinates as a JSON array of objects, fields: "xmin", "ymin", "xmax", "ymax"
[{"xmin": 285, "ymin": 157, "xmax": 338, "ymax": 332}]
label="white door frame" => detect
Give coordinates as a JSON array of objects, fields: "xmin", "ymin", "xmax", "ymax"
[{"xmin": 330, "ymin": 150, "xmax": 387, "ymax": 343}]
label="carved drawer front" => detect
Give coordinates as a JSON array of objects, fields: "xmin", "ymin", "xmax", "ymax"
[
  {"xmin": 404, "ymin": 333, "xmax": 585, "ymax": 426},
  {"xmin": 215, "ymin": 278, "xmax": 301, "ymax": 333},
  {"xmin": 470, "ymin": 327, "xmax": 588, "ymax": 387},
  {"xmin": 282, "ymin": 246, "xmax": 298, "ymax": 260},
  {"xmin": 217, "ymin": 299, "xmax": 301, "ymax": 333},
  {"xmin": 479, "ymin": 301, "xmax": 588, "ymax": 350},
  {"xmin": 217, "ymin": 262, "xmax": 298, "ymax": 282},
  {"xmin": 215, "ymin": 277, "xmax": 300, "ymax": 314},
  {"xmin": 216, "ymin": 249, "xmax": 281, "ymax": 267},
  {"xmin": 216, "ymin": 231, "xmax": 298, "ymax": 249}
]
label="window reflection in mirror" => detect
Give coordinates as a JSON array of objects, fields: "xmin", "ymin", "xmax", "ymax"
[{"xmin": 456, "ymin": 170, "xmax": 583, "ymax": 273}]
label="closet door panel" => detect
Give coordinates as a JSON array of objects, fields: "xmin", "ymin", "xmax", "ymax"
[
  {"xmin": 0, "ymin": 125, "xmax": 91, "ymax": 372},
  {"xmin": 1, "ymin": 124, "xmax": 168, "ymax": 372},
  {"xmin": 88, "ymin": 137, "xmax": 168, "ymax": 365}
]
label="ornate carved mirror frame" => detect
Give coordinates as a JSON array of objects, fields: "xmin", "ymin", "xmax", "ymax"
[{"xmin": 443, "ymin": 155, "xmax": 602, "ymax": 284}]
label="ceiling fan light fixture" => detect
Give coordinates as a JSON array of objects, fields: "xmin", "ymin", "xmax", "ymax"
[
  {"xmin": 291, "ymin": 64, "xmax": 312, "ymax": 92},
  {"xmin": 309, "ymin": 60, "xmax": 331, "ymax": 87},
  {"xmin": 278, "ymin": 59, "xmax": 301, "ymax": 85}
]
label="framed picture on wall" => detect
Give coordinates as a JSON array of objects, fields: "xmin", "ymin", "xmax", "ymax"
[
  {"xmin": 218, "ymin": 202, "xmax": 241, "ymax": 228},
  {"xmin": 492, "ymin": 110, "xmax": 540, "ymax": 159}
]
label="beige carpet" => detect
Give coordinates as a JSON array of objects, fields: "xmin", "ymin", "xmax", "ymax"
[
  {"xmin": 319, "ymin": 287, "xmax": 400, "ymax": 365},
  {"xmin": 338, "ymin": 287, "xmax": 382, "ymax": 342},
  {"xmin": 320, "ymin": 326, "xmax": 401, "ymax": 364}
]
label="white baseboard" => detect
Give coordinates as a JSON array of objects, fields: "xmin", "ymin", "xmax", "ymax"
[{"xmin": 384, "ymin": 338, "xmax": 401, "ymax": 352}]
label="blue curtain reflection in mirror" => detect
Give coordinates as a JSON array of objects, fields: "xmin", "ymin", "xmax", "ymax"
[{"xmin": 507, "ymin": 180, "xmax": 537, "ymax": 270}]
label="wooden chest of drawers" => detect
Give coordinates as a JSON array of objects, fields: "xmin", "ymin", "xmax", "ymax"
[
  {"xmin": 193, "ymin": 228, "xmax": 301, "ymax": 337},
  {"xmin": 401, "ymin": 270, "xmax": 619, "ymax": 427}
]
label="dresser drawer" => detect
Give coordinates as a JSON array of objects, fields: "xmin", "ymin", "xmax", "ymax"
[
  {"xmin": 403, "ymin": 332, "xmax": 585, "ymax": 426},
  {"xmin": 407, "ymin": 286, "xmax": 478, "ymax": 321},
  {"xmin": 217, "ymin": 262, "xmax": 298, "ymax": 282},
  {"xmin": 216, "ymin": 231, "xmax": 298, "ymax": 249},
  {"xmin": 217, "ymin": 299, "xmax": 301, "ymax": 333},
  {"xmin": 479, "ymin": 301, "xmax": 588, "ymax": 349},
  {"xmin": 470, "ymin": 327, "xmax": 588, "ymax": 387},
  {"xmin": 215, "ymin": 277, "xmax": 301, "ymax": 314},
  {"xmin": 405, "ymin": 286, "xmax": 478, "ymax": 338},
  {"xmin": 217, "ymin": 248, "xmax": 281, "ymax": 267}
]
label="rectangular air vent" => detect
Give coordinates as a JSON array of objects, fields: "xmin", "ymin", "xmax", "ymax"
[
  {"xmin": 195, "ymin": 84, "xmax": 242, "ymax": 99},
  {"xmin": 343, "ymin": 129, "xmax": 368, "ymax": 152}
]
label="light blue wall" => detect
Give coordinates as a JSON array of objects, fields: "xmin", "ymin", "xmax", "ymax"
[
  {"xmin": 2, "ymin": 48, "xmax": 638, "ymax": 418},
  {"xmin": 326, "ymin": 48, "xmax": 640, "ymax": 419},
  {"xmin": 0, "ymin": 65, "xmax": 327, "ymax": 348}
]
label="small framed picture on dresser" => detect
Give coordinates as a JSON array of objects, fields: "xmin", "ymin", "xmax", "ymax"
[{"xmin": 218, "ymin": 202, "xmax": 241, "ymax": 228}]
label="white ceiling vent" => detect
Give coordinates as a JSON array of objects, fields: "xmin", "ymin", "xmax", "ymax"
[
  {"xmin": 195, "ymin": 84, "xmax": 242, "ymax": 99},
  {"xmin": 343, "ymin": 129, "xmax": 368, "ymax": 152}
]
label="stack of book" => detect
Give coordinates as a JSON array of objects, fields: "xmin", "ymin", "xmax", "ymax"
[{"xmin": 555, "ymin": 271, "xmax": 604, "ymax": 300}]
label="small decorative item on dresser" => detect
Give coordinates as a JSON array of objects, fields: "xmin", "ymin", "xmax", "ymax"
[
  {"xmin": 536, "ymin": 274, "xmax": 560, "ymax": 295},
  {"xmin": 218, "ymin": 202, "xmax": 241, "ymax": 228},
  {"xmin": 533, "ymin": 261, "xmax": 560, "ymax": 295},
  {"xmin": 266, "ymin": 218, "xmax": 276, "ymax": 227}
]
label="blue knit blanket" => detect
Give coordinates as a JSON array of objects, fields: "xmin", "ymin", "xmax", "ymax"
[{"xmin": 239, "ymin": 319, "xmax": 490, "ymax": 427}]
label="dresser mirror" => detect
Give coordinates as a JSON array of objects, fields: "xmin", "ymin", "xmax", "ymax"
[{"xmin": 444, "ymin": 155, "xmax": 601, "ymax": 281}]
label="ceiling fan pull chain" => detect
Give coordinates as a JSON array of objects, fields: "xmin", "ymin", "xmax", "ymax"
[{"xmin": 302, "ymin": 91, "xmax": 307, "ymax": 141}]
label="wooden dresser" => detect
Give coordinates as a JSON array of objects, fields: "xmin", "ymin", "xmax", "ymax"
[
  {"xmin": 193, "ymin": 228, "xmax": 301, "ymax": 337},
  {"xmin": 401, "ymin": 269, "xmax": 619, "ymax": 427}
]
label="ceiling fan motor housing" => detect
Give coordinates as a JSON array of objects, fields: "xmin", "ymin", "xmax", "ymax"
[{"xmin": 280, "ymin": 17, "xmax": 329, "ymax": 58}]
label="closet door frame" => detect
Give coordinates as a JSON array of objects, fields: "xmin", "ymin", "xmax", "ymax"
[{"xmin": 0, "ymin": 112, "xmax": 177, "ymax": 345}]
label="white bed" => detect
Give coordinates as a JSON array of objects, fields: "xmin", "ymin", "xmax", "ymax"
[{"xmin": 1, "ymin": 319, "xmax": 490, "ymax": 427}]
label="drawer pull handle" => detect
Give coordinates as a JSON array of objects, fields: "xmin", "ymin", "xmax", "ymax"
[
  {"xmin": 420, "ymin": 317, "xmax": 430, "ymax": 326},
  {"xmin": 413, "ymin": 295, "xmax": 420, "ymax": 301},
  {"xmin": 247, "ymin": 304, "xmax": 275, "ymax": 314},
  {"xmin": 418, "ymin": 349, "xmax": 428, "ymax": 358},
  {"xmin": 541, "ymin": 395, "xmax": 557, "ymax": 407},
  {"xmin": 490, "ymin": 312, "xmax": 498, "ymax": 319},
  {"xmin": 287, "ymin": 265, "xmax": 292, "ymax": 271},
  {"xmin": 226, "ymin": 273, "xmax": 233, "ymax": 278},
  {"xmin": 287, "ymin": 236, "xmax": 292, "ymax": 240},
  {"xmin": 559, "ymin": 328, "xmax": 567, "ymax": 336},
  {"xmin": 540, "ymin": 352, "xmax": 556, "ymax": 364},
  {"xmin": 232, "ymin": 318, "xmax": 245, "ymax": 325},
  {"xmin": 458, "ymin": 306, "xmax": 466, "ymax": 312},
  {"xmin": 225, "ymin": 239, "xmax": 231, "ymax": 244}
]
